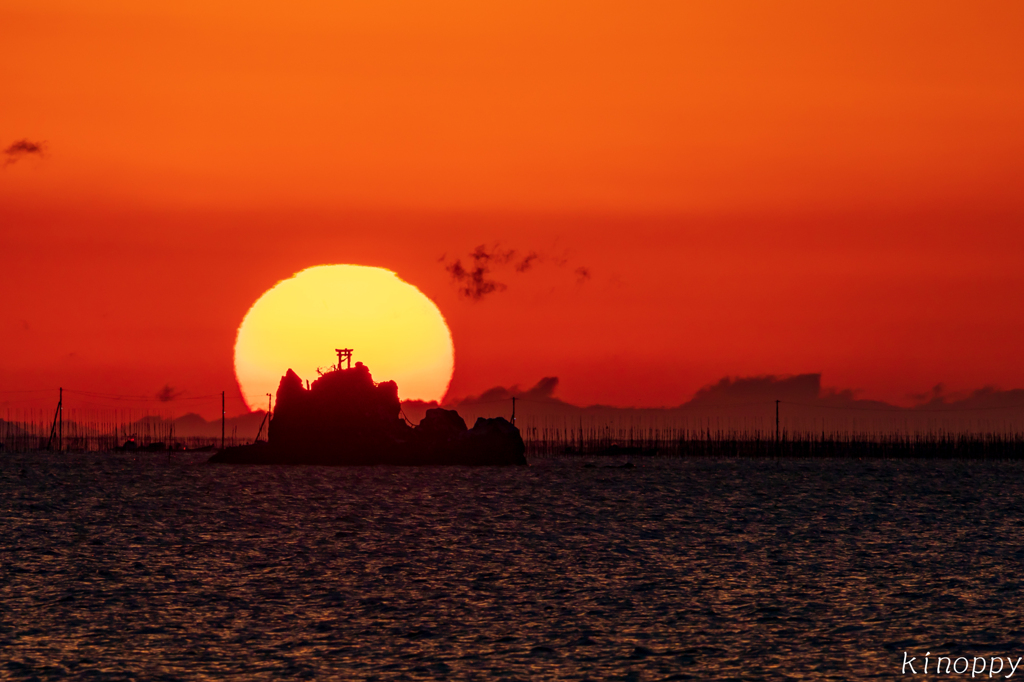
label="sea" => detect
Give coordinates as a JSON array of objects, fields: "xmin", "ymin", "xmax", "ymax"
[{"xmin": 2, "ymin": 453, "xmax": 1023, "ymax": 680}]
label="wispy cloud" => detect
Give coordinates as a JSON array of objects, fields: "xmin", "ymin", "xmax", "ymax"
[
  {"xmin": 515, "ymin": 251, "xmax": 539, "ymax": 273},
  {"xmin": 445, "ymin": 254, "xmax": 507, "ymax": 301},
  {"xmin": 3, "ymin": 139, "xmax": 46, "ymax": 167},
  {"xmin": 443, "ymin": 243, "xmax": 591, "ymax": 301},
  {"xmin": 156, "ymin": 385, "xmax": 183, "ymax": 402}
]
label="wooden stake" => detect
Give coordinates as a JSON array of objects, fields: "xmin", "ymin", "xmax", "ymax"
[{"xmin": 775, "ymin": 399, "xmax": 780, "ymax": 445}]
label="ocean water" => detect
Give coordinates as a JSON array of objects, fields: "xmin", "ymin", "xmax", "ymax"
[{"xmin": 2, "ymin": 453, "xmax": 1023, "ymax": 680}]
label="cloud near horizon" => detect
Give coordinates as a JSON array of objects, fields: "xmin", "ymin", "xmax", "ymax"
[{"xmin": 457, "ymin": 376, "xmax": 561, "ymax": 404}]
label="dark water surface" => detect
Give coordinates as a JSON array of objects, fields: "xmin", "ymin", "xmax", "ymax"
[{"xmin": 2, "ymin": 454, "xmax": 1024, "ymax": 680}]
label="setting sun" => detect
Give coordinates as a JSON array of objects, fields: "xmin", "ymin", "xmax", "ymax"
[{"xmin": 233, "ymin": 265, "xmax": 454, "ymax": 410}]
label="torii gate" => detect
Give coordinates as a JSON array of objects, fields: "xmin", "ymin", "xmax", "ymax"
[{"xmin": 335, "ymin": 348, "xmax": 353, "ymax": 370}]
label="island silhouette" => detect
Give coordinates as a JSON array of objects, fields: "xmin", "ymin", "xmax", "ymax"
[{"xmin": 210, "ymin": 355, "xmax": 526, "ymax": 466}]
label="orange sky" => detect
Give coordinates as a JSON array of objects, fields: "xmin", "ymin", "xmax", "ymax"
[{"xmin": 2, "ymin": 1, "xmax": 1024, "ymax": 417}]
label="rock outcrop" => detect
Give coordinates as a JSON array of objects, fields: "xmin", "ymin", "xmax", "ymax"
[{"xmin": 209, "ymin": 362, "xmax": 526, "ymax": 466}]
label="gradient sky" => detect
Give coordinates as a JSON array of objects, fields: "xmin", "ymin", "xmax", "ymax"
[{"xmin": 2, "ymin": 1, "xmax": 1023, "ymax": 417}]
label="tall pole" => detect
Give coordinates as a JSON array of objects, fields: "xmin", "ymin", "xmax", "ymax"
[
  {"xmin": 46, "ymin": 389, "xmax": 61, "ymax": 451},
  {"xmin": 59, "ymin": 387, "xmax": 63, "ymax": 452},
  {"xmin": 775, "ymin": 399, "xmax": 780, "ymax": 445},
  {"xmin": 511, "ymin": 396, "xmax": 516, "ymax": 425},
  {"xmin": 221, "ymin": 391, "xmax": 225, "ymax": 450}
]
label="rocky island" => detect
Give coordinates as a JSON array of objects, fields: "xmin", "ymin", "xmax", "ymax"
[{"xmin": 209, "ymin": 359, "xmax": 526, "ymax": 466}]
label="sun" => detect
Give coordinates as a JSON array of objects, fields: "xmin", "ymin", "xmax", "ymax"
[{"xmin": 234, "ymin": 265, "xmax": 454, "ymax": 410}]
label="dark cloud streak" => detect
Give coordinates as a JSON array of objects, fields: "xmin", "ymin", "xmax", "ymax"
[
  {"xmin": 156, "ymin": 385, "xmax": 183, "ymax": 402},
  {"xmin": 3, "ymin": 139, "xmax": 46, "ymax": 167},
  {"xmin": 445, "ymin": 248, "xmax": 509, "ymax": 300},
  {"xmin": 515, "ymin": 252, "xmax": 539, "ymax": 272},
  {"xmin": 443, "ymin": 243, "xmax": 590, "ymax": 301}
]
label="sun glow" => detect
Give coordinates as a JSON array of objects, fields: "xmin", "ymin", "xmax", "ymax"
[{"xmin": 234, "ymin": 265, "xmax": 454, "ymax": 410}]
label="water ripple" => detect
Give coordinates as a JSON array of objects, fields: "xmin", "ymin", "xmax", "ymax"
[{"xmin": 1, "ymin": 455, "xmax": 1023, "ymax": 679}]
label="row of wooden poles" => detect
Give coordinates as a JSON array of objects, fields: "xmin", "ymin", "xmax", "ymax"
[
  {"xmin": 0, "ymin": 389, "xmax": 243, "ymax": 452},
  {"xmin": 4, "ymin": 418, "xmax": 1022, "ymax": 459},
  {"xmin": 519, "ymin": 424, "xmax": 1024, "ymax": 459},
  {"xmin": 0, "ymin": 415, "xmax": 247, "ymax": 453}
]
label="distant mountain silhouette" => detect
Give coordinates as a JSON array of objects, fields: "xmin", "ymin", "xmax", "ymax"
[
  {"xmin": 432, "ymin": 373, "xmax": 1024, "ymax": 435},
  {"xmin": 210, "ymin": 361, "xmax": 526, "ymax": 466},
  {"xmin": 139, "ymin": 412, "xmax": 265, "ymax": 439}
]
